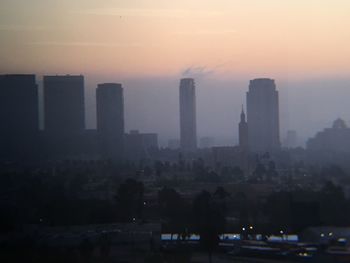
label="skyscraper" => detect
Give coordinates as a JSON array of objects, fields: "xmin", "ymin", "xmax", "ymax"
[
  {"xmin": 179, "ymin": 78, "xmax": 197, "ymax": 151},
  {"xmin": 96, "ymin": 83, "xmax": 124, "ymax": 160},
  {"xmin": 0, "ymin": 74, "xmax": 39, "ymax": 159},
  {"xmin": 44, "ymin": 75, "xmax": 85, "ymax": 134},
  {"xmin": 43, "ymin": 75, "xmax": 85, "ymax": 157},
  {"xmin": 246, "ymin": 78, "xmax": 280, "ymax": 152},
  {"xmin": 239, "ymin": 105, "xmax": 249, "ymax": 151}
]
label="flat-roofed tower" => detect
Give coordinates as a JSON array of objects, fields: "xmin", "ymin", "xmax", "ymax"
[
  {"xmin": 43, "ymin": 75, "xmax": 85, "ymax": 134},
  {"xmin": 0, "ymin": 74, "xmax": 39, "ymax": 159},
  {"xmin": 43, "ymin": 75, "xmax": 85, "ymax": 157},
  {"xmin": 179, "ymin": 78, "xmax": 197, "ymax": 151},
  {"xmin": 246, "ymin": 78, "xmax": 280, "ymax": 152},
  {"xmin": 96, "ymin": 83, "xmax": 124, "ymax": 160}
]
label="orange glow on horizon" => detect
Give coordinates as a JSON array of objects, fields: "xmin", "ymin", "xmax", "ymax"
[{"xmin": 1, "ymin": 0, "xmax": 350, "ymax": 79}]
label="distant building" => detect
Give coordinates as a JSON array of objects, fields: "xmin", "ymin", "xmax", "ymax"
[
  {"xmin": 199, "ymin": 137, "xmax": 215, "ymax": 148},
  {"xmin": 124, "ymin": 130, "xmax": 158, "ymax": 160},
  {"xmin": 238, "ymin": 105, "xmax": 250, "ymax": 177},
  {"xmin": 44, "ymin": 75, "xmax": 85, "ymax": 134},
  {"xmin": 246, "ymin": 78, "xmax": 280, "ymax": 153},
  {"xmin": 212, "ymin": 146, "xmax": 241, "ymax": 167},
  {"xmin": 238, "ymin": 105, "xmax": 249, "ymax": 151},
  {"xmin": 0, "ymin": 74, "xmax": 39, "ymax": 160},
  {"xmin": 43, "ymin": 75, "xmax": 85, "ymax": 157},
  {"xmin": 179, "ymin": 78, "xmax": 197, "ymax": 151},
  {"xmin": 142, "ymin": 133, "xmax": 159, "ymax": 150},
  {"xmin": 168, "ymin": 139, "xmax": 180, "ymax": 149},
  {"xmin": 96, "ymin": 83, "xmax": 124, "ymax": 160},
  {"xmin": 284, "ymin": 130, "xmax": 298, "ymax": 148},
  {"xmin": 307, "ymin": 118, "xmax": 350, "ymax": 153}
]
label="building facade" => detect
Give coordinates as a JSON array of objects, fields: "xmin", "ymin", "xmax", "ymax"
[
  {"xmin": 0, "ymin": 74, "xmax": 39, "ymax": 160},
  {"xmin": 44, "ymin": 75, "xmax": 85, "ymax": 134},
  {"xmin": 124, "ymin": 130, "xmax": 159, "ymax": 160},
  {"xmin": 96, "ymin": 83, "xmax": 124, "ymax": 160},
  {"xmin": 239, "ymin": 105, "xmax": 249, "ymax": 151},
  {"xmin": 179, "ymin": 78, "xmax": 197, "ymax": 151},
  {"xmin": 307, "ymin": 118, "xmax": 350, "ymax": 153},
  {"xmin": 246, "ymin": 78, "xmax": 280, "ymax": 153},
  {"xmin": 43, "ymin": 75, "xmax": 85, "ymax": 157}
]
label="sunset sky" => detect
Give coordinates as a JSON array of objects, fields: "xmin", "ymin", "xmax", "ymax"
[{"xmin": 1, "ymin": 0, "xmax": 350, "ymax": 78}]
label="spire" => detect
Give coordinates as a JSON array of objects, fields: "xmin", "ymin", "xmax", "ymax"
[{"xmin": 240, "ymin": 104, "xmax": 246, "ymax": 123}]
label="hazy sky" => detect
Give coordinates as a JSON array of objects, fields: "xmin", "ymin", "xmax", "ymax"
[{"xmin": 1, "ymin": 0, "xmax": 350, "ymax": 146}]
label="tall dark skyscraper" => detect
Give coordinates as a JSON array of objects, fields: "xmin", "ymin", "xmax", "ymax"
[
  {"xmin": 43, "ymin": 75, "xmax": 85, "ymax": 157},
  {"xmin": 96, "ymin": 83, "xmax": 124, "ymax": 160},
  {"xmin": 179, "ymin": 78, "xmax": 197, "ymax": 151},
  {"xmin": 44, "ymin": 75, "xmax": 85, "ymax": 134},
  {"xmin": 0, "ymin": 74, "xmax": 39, "ymax": 159},
  {"xmin": 239, "ymin": 105, "xmax": 249, "ymax": 151},
  {"xmin": 246, "ymin": 78, "xmax": 280, "ymax": 152}
]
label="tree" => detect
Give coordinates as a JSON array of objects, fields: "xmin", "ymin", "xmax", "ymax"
[
  {"xmin": 319, "ymin": 181, "xmax": 348, "ymax": 225},
  {"xmin": 158, "ymin": 187, "xmax": 189, "ymax": 240},
  {"xmin": 192, "ymin": 191, "xmax": 226, "ymax": 263},
  {"xmin": 213, "ymin": 186, "xmax": 230, "ymax": 213},
  {"xmin": 115, "ymin": 179, "xmax": 144, "ymax": 222},
  {"xmin": 252, "ymin": 162, "xmax": 266, "ymax": 181},
  {"xmin": 266, "ymin": 161, "xmax": 278, "ymax": 180},
  {"xmin": 264, "ymin": 191, "xmax": 292, "ymax": 233}
]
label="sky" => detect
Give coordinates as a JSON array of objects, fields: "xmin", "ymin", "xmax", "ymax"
[{"xmin": 1, "ymin": 0, "xmax": 350, "ymax": 146}]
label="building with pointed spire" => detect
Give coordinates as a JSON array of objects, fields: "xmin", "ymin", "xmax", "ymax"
[{"xmin": 239, "ymin": 105, "xmax": 249, "ymax": 151}]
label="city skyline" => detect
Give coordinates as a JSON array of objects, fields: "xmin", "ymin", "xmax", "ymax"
[
  {"xmin": 1, "ymin": 0, "xmax": 350, "ymax": 146},
  {"xmin": 2, "ymin": 2, "xmax": 350, "ymax": 261},
  {"xmin": 2, "ymin": 72, "xmax": 350, "ymax": 148}
]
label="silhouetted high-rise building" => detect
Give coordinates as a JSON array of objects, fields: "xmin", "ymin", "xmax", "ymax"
[
  {"xmin": 246, "ymin": 78, "xmax": 280, "ymax": 152},
  {"xmin": 43, "ymin": 75, "xmax": 85, "ymax": 157},
  {"xmin": 239, "ymin": 105, "xmax": 249, "ymax": 151},
  {"xmin": 44, "ymin": 75, "xmax": 85, "ymax": 134},
  {"xmin": 96, "ymin": 83, "xmax": 124, "ymax": 160},
  {"xmin": 179, "ymin": 78, "xmax": 197, "ymax": 151},
  {"xmin": 0, "ymin": 74, "xmax": 39, "ymax": 160}
]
